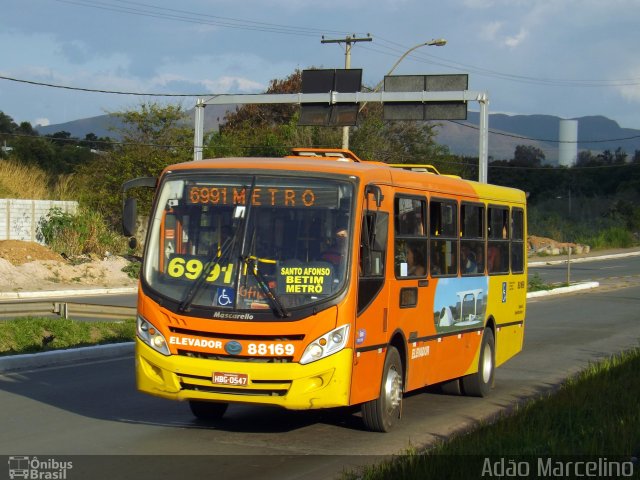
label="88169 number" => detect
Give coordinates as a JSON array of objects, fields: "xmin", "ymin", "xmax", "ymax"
[{"xmin": 247, "ymin": 343, "xmax": 295, "ymax": 356}]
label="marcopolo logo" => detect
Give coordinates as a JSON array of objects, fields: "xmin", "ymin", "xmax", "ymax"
[
  {"xmin": 224, "ymin": 340, "xmax": 243, "ymax": 355},
  {"xmin": 8, "ymin": 456, "xmax": 73, "ymax": 479}
]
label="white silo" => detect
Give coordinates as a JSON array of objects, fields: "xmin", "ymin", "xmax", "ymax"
[{"xmin": 559, "ymin": 119, "xmax": 578, "ymax": 166}]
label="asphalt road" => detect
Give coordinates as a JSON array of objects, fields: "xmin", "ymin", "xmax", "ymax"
[
  {"xmin": 4, "ymin": 251, "xmax": 638, "ymax": 310},
  {"xmin": 529, "ymin": 251, "xmax": 640, "ymax": 287},
  {"xmin": 1, "ymin": 275, "xmax": 639, "ymax": 479}
]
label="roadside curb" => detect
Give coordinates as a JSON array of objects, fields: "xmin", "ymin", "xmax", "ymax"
[
  {"xmin": 526, "ymin": 281, "xmax": 600, "ymax": 298},
  {"xmin": 0, "ymin": 342, "xmax": 134, "ymax": 374},
  {"xmin": 0, "ymin": 286, "xmax": 137, "ymax": 300},
  {"xmin": 1, "ymin": 249, "xmax": 633, "ymax": 373},
  {"xmin": 1, "ymin": 281, "xmax": 600, "ymax": 374},
  {"xmin": 528, "ymin": 250, "xmax": 640, "ymax": 267}
]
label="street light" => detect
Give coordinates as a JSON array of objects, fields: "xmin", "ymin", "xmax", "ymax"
[
  {"xmin": 359, "ymin": 38, "xmax": 447, "ymax": 114},
  {"xmin": 373, "ymin": 38, "xmax": 447, "ymax": 92}
]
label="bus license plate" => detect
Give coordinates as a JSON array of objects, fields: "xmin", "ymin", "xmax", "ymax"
[{"xmin": 212, "ymin": 372, "xmax": 248, "ymax": 387}]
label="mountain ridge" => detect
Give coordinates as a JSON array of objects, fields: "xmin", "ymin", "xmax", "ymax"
[{"xmin": 34, "ymin": 109, "xmax": 640, "ymax": 162}]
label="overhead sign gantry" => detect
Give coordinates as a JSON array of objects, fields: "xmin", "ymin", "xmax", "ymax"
[{"xmin": 194, "ymin": 69, "xmax": 490, "ymax": 183}]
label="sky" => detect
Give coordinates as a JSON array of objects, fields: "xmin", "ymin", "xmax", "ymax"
[{"xmin": 2, "ymin": 0, "xmax": 640, "ymax": 131}]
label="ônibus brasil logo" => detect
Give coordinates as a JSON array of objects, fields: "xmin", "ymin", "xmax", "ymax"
[{"xmin": 8, "ymin": 456, "xmax": 73, "ymax": 479}]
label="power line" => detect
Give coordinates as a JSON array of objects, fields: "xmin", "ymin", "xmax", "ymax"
[
  {"xmin": 487, "ymin": 162, "xmax": 640, "ymax": 170},
  {"xmin": 50, "ymin": 0, "xmax": 352, "ymax": 38},
  {"xmin": 3, "ymin": 75, "xmax": 640, "ymax": 145},
  {"xmin": 3, "ymin": 132, "xmax": 639, "ymax": 170},
  {"xmin": 42, "ymin": 0, "xmax": 640, "ymax": 89},
  {"xmin": 0, "ymin": 75, "xmax": 202, "ymax": 96},
  {"xmin": 372, "ymin": 37, "xmax": 640, "ymax": 88}
]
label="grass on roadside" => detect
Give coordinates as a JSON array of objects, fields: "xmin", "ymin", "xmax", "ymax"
[
  {"xmin": 344, "ymin": 348, "xmax": 640, "ymax": 480},
  {"xmin": 0, "ymin": 157, "xmax": 76, "ymax": 200},
  {"xmin": 0, "ymin": 317, "xmax": 135, "ymax": 356},
  {"xmin": 527, "ymin": 271, "xmax": 557, "ymax": 291}
]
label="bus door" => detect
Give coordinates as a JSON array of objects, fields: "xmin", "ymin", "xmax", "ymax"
[{"xmin": 350, "ymin": 184, "xmax": 393, "ymax": 405}]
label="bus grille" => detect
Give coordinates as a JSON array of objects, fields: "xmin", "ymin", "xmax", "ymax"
[
  {"xmin": 169, "ymin": 326, "xmax": 305, "ymax": 342},
  {"xmin": 176, "ymin": 349, "xmax": 293, "ymax": 363}
]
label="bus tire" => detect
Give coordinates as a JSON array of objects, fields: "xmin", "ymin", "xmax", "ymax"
[
  {"xmin": 189, "ymin": 400, "xmax": 228, "ymax": 420},
  {"xmin": 461, "ymin": 329, "xmax": 495, "ymax": 397},
  {"xmin": 361, "ymin": 346, "xmax": 403, "ymax": 432}
]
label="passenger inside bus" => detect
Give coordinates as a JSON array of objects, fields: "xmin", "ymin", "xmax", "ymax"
[
  {"xmin": 321, "ymin": 225, "xmax": 348, "ymax": 266},
  {"xmin": 406, "ymin": 244, "xmax": 426, "ymax": 276},
  {"xmin": 431, "ymin": 250, "xmax": 443, "ymax": 275},
  {"xmin": 475, "ymin": 244, "xmax": 485, "ymax": 273},
  {"xmin": 487, "ymin": 245, "xmax": 500, "ymax": 273},
  {"xmin": 461, "ymin": 244, "xmax": 478, "ymax": 274}
]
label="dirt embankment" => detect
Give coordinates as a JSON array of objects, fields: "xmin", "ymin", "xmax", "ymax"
[
  {"xmin": 0, "ymin": 240, "xmax": 137, "ymax": 292},
  {"xmin": 528, "ymin": 235, "xmax": 590, "ymax": 255}
]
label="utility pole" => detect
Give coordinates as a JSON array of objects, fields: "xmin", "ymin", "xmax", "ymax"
[{"xmin": 321, "ymin": 34, "xmax": 372, "ymax": 149}]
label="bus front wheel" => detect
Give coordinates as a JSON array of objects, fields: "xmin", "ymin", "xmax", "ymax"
[
  {"xmin": 461, "ymin": 329, "xmax": 495, "ymax": 397},
  {"xmin": 189, "ymin": 400, "xmax": 228, "ymax": 420},
  {"xmin": 361, "ymin": 346, "xmax": 403, "ymax": 432}
]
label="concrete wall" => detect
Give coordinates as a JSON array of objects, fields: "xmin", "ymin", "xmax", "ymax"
[{"xmin": 0, "ymin": 199, "xmax": 78, "ymax": 244}]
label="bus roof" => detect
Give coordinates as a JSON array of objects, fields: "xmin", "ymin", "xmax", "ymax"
[{"xmin": 167, "ymin": 149, "xmax": 526, "ymax": 205}]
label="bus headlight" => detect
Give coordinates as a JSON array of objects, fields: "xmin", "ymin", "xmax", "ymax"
[
  {"xmin": 137, "ymin": 315, "xmax": 170, "ymax": 356},
  {"xmin": 300, "ymin": 325, "xmax": 350, "ymax": 365}
]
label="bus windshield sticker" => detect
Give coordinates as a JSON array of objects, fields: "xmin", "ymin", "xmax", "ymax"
[
  {"xmin": 276, "ymin": 262, "xmax": 335, "ymax": 295},
  {"xmin": 215, "ymin": 287, "xmax": 235, "ymax": 307},
  {"xmin": 164, "ymin": 254, "xmax": 234, "ymax": 287}
]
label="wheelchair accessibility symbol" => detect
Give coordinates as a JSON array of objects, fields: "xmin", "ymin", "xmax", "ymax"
[{"xmin": 216, "ymin": 287, "xmax": 235, "ymax": 306}]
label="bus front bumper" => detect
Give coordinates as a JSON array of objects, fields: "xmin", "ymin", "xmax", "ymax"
[{"xmin": 135, "ymin": 340, "xmax": 353, "ymax": 410}]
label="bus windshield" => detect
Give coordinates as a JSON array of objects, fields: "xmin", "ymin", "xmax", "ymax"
[{"xmin": 143, "ymin": 173, "xmax": 354, "ymax": 313}]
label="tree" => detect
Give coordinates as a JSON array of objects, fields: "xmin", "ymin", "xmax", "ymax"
[
  {"xmin": 80, "ymin": 133, "xmax": 114, "ymax": 151},
  {"xmin": 0, "ymin": 111, "xmax": 17, "ymax": 134},
  {"xmin": 512, "ymin": 145, "xmax": 545, "ymax": 167},
  {"xmin": 46, "ymin": 131, "xmax": 74, "ymax": 147},
  {"xmin": 210, "ymin": 69, "xmax": 455, "ymax": 174},
  {"xmin": 614, "ymin": 147, "xmax": 628, "ymax": 164},
  {"xmin": 10, "ymin": 136, "xmax": 56, "ymax": 170},
  {"xmin": 222, "ymin": 70, "xmax": 303, "ymax": 131},
  {"xmin": 75, "ymin": 102, "xmax": 192, "ymax": 224},
  {"xmin": 598, "ymin": 150, "xmax": 615, "ymax": 164},
  {"xmin": 16, "ymin": 121, "xmax": 37, "ymax": 136},
  {"xmin": 577, "ymin": 150, "xmax": 596, "ymax": 166}
]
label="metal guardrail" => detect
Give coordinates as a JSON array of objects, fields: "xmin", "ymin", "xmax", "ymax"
[{"xmin": 0, "ymin": 301, "xmax": 136, "ymax": 321}]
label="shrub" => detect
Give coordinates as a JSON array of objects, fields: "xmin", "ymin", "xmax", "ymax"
[
  {"xmin": 39, "ymin": 207, "xmax": 127, "ymax": 257},
  {"xmin": 581, "ymin": 226, "xmax": 636, "ymax": 249}
]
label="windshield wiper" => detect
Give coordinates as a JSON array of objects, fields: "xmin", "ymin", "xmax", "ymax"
[
  {"xmin": 244, "ymin": 256, "xmax": 290, "ymax": 318},
  {"xmin": 177, "ymin": 234, "xmax": 237, "ymax": 313},
  {"xmin": 179, "ymin": 177, "xmax": 254, "ymax": 313}
]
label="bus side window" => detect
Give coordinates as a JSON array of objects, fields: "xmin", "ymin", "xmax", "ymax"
[
  {"xmin": 460, "ymin": 202, "xmax": 485, "ymax": 275},
  {"xmin": 394, "ymin": 196, "xmax": 427, "ymax": 278},
  {"xmin": 358, "ymin": 211, "xmax": 389, "ymax": 314},
  {"xmin": 429, "ymin": 199, "xmax": 458, "ymax": 276},
  {"xmin": 488, "ymin": 206, "xmax": 510, "ymax": 274},
  {"xmin": 511, "ymin": 208, "xmax": 525, "ymax": 273},
  {"xmin": 360, "ymin": 211, "xmax": 388, "ymax": 277}
]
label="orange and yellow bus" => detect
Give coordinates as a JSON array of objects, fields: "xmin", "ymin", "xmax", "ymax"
[{"xmin": 122, "ymin": 148, "xmax": 526, "ymax": 432}]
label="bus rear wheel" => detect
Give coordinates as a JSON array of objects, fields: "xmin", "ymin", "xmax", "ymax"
[
  {"xmin": 189, "ymin": 400, "xmax": 228, "ymax": 420},
  {"xmin": 461, "ymin": 329, "xmax": 495, "ymax": 397},
  {"xmin": 361, "ymin": 346, "xmax": 403, "ymax": 432}
]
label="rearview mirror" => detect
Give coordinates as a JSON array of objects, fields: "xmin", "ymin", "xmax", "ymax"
[{"xmin": 123, "ymin": 197, "xmax": 137, "ymax": 237}]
